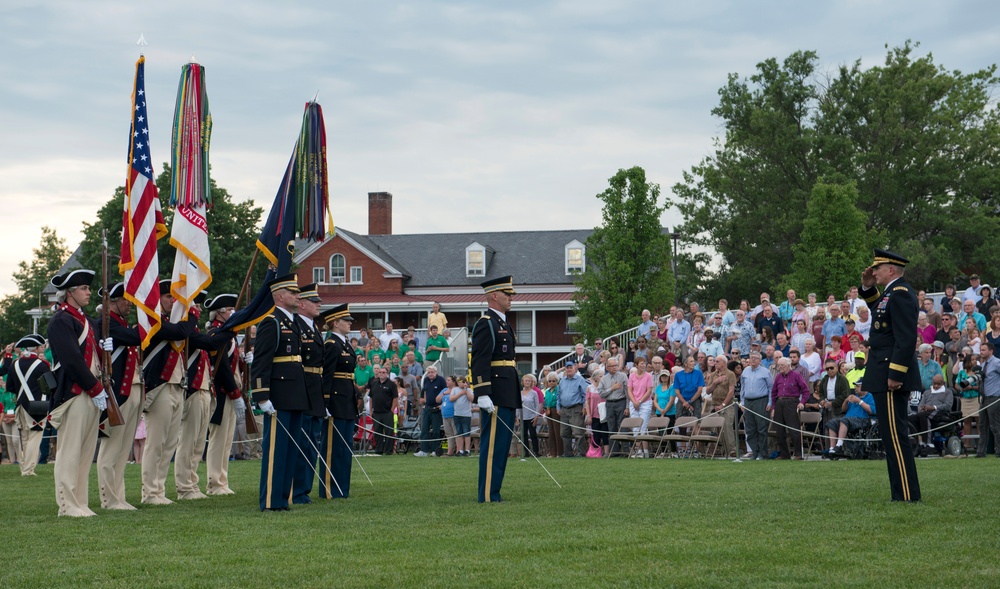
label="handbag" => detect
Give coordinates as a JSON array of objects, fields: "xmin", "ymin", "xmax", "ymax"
[
  {"xmin": 597, "ymin": 401, "xmax": 608, "ymax": 423},
  {"xmin": 586, "ymin": 437, "xmax": 602, "ymax": 458}
]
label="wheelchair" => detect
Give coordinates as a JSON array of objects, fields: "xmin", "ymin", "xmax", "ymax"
[
  {"xmin": 908, "ymin": 410, "xmax": 963, "ymax": 457},
  {"xmin": 827, "ymin": 418, "xmax": 884, "ymax": 460}
]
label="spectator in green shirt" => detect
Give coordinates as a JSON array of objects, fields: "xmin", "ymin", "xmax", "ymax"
[
  {"xmin": 354, "ymin": 355, "xmax": 375, "ymax": 388},
  {"xmin": 424, "ymin": 325, "xmax": 450, "ymax": 363}
]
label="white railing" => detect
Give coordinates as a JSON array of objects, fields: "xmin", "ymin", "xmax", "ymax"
[{"xmin": 543, "ymin": 325, "xmax": 640, "ymax": 373}]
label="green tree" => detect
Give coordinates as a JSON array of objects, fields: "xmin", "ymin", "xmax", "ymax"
[
  {"xmin": 0, "ymin": 226, "xmax": 70, "ymax": 343},
  {"xmin": 79, "ymin": 163, "xmax": 266, "ymax": 308},
  {"xmin": 674, "ymin": 42, "xmax": 1000, "ymax": 300},
  {"xmin": 782, "ymin": 179, "xmax": 873, "ymax": 297},
  {"xmin": 573, "ymin": 166, "xmax": 675, "ymax": 341}
]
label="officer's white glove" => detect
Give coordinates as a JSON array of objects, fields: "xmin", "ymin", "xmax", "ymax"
[
  {"xmin": 258, "ymin": 400, "xmax": 276, "ymax": 415},
  {"xmin": 233, "ymin": 396, "xmax": 246, "ymax": 412},
  {"xmin": 92, "ymin": 390, "xmax": 109, "ymax": 411},
  {"xmin": 100, "ymin": 338, "xmax": 114, "ymax": 352},
  {"xmin": 325, "ymin": 408, "xmax": 332, "ymax": 418},
  {"xmin": 477, "ymin": 395, "xmax": 494, "ymax": 414},
  {"xmin": 243, "ymin": 351, "xmax": 254, "ymax": 364}
]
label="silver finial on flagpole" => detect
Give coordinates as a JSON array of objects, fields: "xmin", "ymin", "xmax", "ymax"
[
  {"xmin": 137, "ymin": 34, "xmax": 148, "ymax": 56},
  {"xmin": 311, "ymin": 90, "xmax": 320, "ymax": 104},
  {"xmin": 190, "ymin": 54, "xmax": 198, "ymax": 64}
]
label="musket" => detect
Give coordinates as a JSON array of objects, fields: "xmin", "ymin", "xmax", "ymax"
[{"xmin": 101, "ymin": 229, "xmax": 125, "ymax": 427}]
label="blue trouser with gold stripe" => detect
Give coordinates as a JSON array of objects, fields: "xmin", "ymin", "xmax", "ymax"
[
  {"xmin": 259, "ymin": 410, "xmax": 303, "ymax": 510},
  {"xmin": 292, "ymin": 415, "xmax": 322, "ymax": 503},
  {"xmin": 318, "ymin": 417, "xmax": 354, "ymax": 499},
  {"xmin": 478, "ymin": 407, "xmax": 515, "ymax": 503},
  {"xmin": 874, "ymin": 390, "xmax": 921, "ymax": 502}
]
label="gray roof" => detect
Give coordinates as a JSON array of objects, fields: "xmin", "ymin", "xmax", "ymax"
[{"xmin": 297, "ymin": 227, "xmax": 593, "ymax": 286}]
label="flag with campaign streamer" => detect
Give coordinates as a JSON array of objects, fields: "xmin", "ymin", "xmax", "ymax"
[
  {"xmin": 222, "ymin": 101, "xmax": 332, "ymax": 332},
  {"xmin": 120, "ymin": 56, "xmax": 168, "ymax": 349},
  {"xmin": 168, "ymin": 61, "xmax": 212, "ymax": 332}
]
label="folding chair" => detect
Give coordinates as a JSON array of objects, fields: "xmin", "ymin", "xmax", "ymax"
[
  {"xmin": 798, "ymin": 411, "xmax": 825, "ymax": 457},
  {"xmin": 636, "ymin": 416, "xmax": 671, "ymax": 457},
  {"xmin": 662, "ymin": 416, "xmax": 699, "ymax": 457},
  {"xmin": 689, "ymin": 415, "xmax": 724, "ymax": 458},
  {"xmin": 607, "ymin": 417, "xmax": 645, "ymax": 458},
  {"xmin": 470, "ymin": 414, "xmax": 481, "ymax": 454}
]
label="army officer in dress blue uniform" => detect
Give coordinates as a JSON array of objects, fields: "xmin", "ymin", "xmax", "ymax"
[
  {"xmin": 291, "ymin": 283, "xmax": 327, "ymax": 504},
  {"xmin": 472, "ymin": 276, "xmax": 521, "ymax": 503},
  {"xmin": 318, "ymin": 303, "xmax": 359, "ymax": 499},
  {"xmin": 252, "ymin": 274, "xmax": 312, "ymax": 511},
  {"xmin": 859, "ymin": 248, "xmax": 921, "ymax": 502}
]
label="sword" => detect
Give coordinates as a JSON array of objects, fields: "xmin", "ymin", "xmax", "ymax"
[
  {"xmin": 492, "ymin": 411, "xmax": 562, "ymax": 489},
  {"xmin": 329, "ymin": 417, "xmax": 374, "ymax": 487},
  {"xmin": 271, "ymin": 413, "xmax": 343, "ymax": 497},
  {"xmin": 298, "ymin": 426, "xmax": 348, "ymax": 495}
]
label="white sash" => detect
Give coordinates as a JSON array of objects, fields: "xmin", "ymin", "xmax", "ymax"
[
  {"xmin": 141, "ymin": 340, "xmax": 169, "ymax": 370},
  {"xmin": 15, "ymin": 359, "xmax": 44, "ymax": 403}
]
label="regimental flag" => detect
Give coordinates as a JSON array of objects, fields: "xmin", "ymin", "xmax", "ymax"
[
  {"xmin": 120, "ymin": 56, "xmax": 167, "ymax": 349},
  {"xmin": 168, "ymin": 62, "xmax": 212, "ymax": 335},
  {"xmin": 222, "ymin": 101, "xmax": 331, "ymax": 333}
]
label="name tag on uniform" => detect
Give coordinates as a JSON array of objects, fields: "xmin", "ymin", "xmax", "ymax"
[{"xmin": 498, "ymin": 329, "xmax": 507, "ymax": 334}]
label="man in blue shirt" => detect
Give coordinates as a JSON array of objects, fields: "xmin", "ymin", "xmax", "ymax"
[
  {"xmin": 416, "ymin": 366, "xmax": 448, "ymax": 457},
  {"xmin": 822, "ymin": 381, "xmax": 875, "ymax": 456},
  {"xmin": 667, "ymin": 309, "xmax": 691, "ymax": 348},
  {"xmin": 739, "ymin": 352, "xmax": 773, "ymax": 460},
  {"xmin": 557, "ymin": 363, "xmax": 589, "ymax": 457},
  {"xmin": 958, "ymin": 299, "xmax": 987, "ymax": 332},
  {"xmin": 822, "ymin": 305, "xmax": 847, "ymax": 340},
  {"xmin": 636, "ymin": 309, "xmax": 657, "ymax": 339},
  {"xmin": 976, "ymin": 342, "xmax": 1000, "ymax": 458}
]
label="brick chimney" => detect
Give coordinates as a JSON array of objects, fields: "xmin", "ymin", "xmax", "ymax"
[{"xmin": 368, "ymin": 192, "xmax": 392, "ymax": 235}]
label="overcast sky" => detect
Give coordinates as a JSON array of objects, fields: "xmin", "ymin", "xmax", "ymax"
[{"xmin": 1, "ymin": 1, "xmax": 997, "ymax": 296}]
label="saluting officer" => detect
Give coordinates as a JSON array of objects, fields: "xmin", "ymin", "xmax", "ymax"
[
  {"xmin": 472, "ymin": 275, "xmax": 521, "ymax": 504},
  {"xmin": 46, "ymin": 269, "xmax": 107, "ymax": 517},
  {"xmin": 204, "ymin": 293, "xmax": 244, "ymax": 496},
  {"xmin": 94, "ymin": 283, "xmax": 143, "ymax": 510},
  {"xmin": 252, "ymin": 274, "xmax": 312, "ymax": 511},
  {"xmin": 318, "ymin": 303, "xmax": 359, "ymax": 499},
  {"xmin": 860, "ymin": 248, "xmax": 922, "ymax": 502},
  {"xmin": 5, "ymin": 334, "xmax": 51, "ymax": 477},
  {"xmin": 291, "ymin": 283, "xmax": 326, "ymax": 504},
  {"xmin": 175, "ymin": 291, "xmax": 236, "ymax": 501},
  {"xmin": 141, "ymin": 279, "xmax": 197, "ymax": 505}
]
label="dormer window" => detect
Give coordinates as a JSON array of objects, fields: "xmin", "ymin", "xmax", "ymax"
[
  {"xmin": 466, "ymin": 242, "xmax": 486, "ymax": 277},
  {"xmin": 566, "ymin": 240, "xmax": 585, "ymax": 274}
]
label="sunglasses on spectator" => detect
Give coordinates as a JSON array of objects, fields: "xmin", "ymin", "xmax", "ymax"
[{"xmin": 826, "ymin": 366, "xmax": 836, "ymax": 371}]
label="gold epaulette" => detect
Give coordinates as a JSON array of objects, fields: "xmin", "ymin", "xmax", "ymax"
[{"xmin": 893, "ymin": 286, "xmax": 907, "ymax": 291}]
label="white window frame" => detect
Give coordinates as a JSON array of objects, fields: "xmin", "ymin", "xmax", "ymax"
[
  {"xmin": 312, "ymin": 267, "xmax": 326, "ymax": 284},
  {"xmin": 329, "ymin": 253, "xmax": 346, "ymax": 283},
  {"xmin": 466, "ymin": 242, "xmax": 485, "ymax": 277},
  {"xmin": 565, "ymin": 240, "xmax": 585, "ymax": 274},
  {"xmin": 350, "ymin": 266, "xmax": 363, "ymax": 284}
]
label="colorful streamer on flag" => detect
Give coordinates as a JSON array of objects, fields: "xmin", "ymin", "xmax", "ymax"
[
  {"xmin": 168, "ymin": 62, "xmax": 212, "ymax": 336},
  {"xmin": 120, "ymin": 56, "xmax": 167, "ymax": 349},
  {"xmin": 221, "ymin": 101, "xmax": 332, "ymax": 333},
  {"xmin": 170, "ymin": 62, "xmax": 212, "ymax": 208}
]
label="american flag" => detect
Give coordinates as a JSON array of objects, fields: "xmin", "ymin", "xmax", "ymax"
[{"xmin": 120, "ymin": 56, "xmax": 167, "ymax": 348}]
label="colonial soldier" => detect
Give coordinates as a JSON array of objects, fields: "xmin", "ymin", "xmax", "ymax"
[
  {"xmin": 472, "ymin": 275, "xmax": 521, "ymax": 503},
  {"xmin": 46, "ymin": 269, "xmax": 107, "ymax": 517},
  {"xmin": 318, "ymin": 303, "xmax": 359, "ymax": 499},
  {"xmin": 140, "ymin": 279, "xmax": 196, "ymax": 505},
  {"xmin": 860, "ymin": 248, "xmax": 922, "ymax": 502},
  {"xmin": 5, "ymin": 334, "xmax": 51, "ymax": 476},
  {"xmin": 204, "ymin": 293, "xmax": 244, "ymax": 496},
  {"xmin": 175, "ymin": 291, "xmax": 236, "ymax": 500},
  {"xmin": 252, "ymin": 274, "xmax": 311, "ymax": 511},
  {"xmin": 94, "ymin": 283, "xmax": 143, "ymax": 509},
  {"xmin": 291, "ymin": 283, "xmax": 326, "ymax": 504}
]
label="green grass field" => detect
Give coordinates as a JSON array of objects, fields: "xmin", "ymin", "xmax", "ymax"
[{"xmin": 1, "ymin": 455, "xmax": 996, "ymax": 588}]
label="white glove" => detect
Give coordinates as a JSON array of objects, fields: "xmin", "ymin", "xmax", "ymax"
[
  {"xmin": 325, "ymin": 408, "xmax": 332, "ymax": 418},
  {"xmin": 92, "ymin": 390, "xmax": 109, "ymax": 411},
  {"xmin": 243, "ymin": 351, "xmax": 254, "ymax": 364},
  {"xmin": 233, "ymin": 396, "xmax": 246, "ymax": 412},
  {"xmin": 100, "ymin": 338, "xmax": 114, "ymax": 352},
  {"xmin": 258, "ymin": 400, "xmax": 276, "ymax": 415},
  {"xmin": 477, "ymin": 395, "xmax": 494, "ymax": 414}
]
